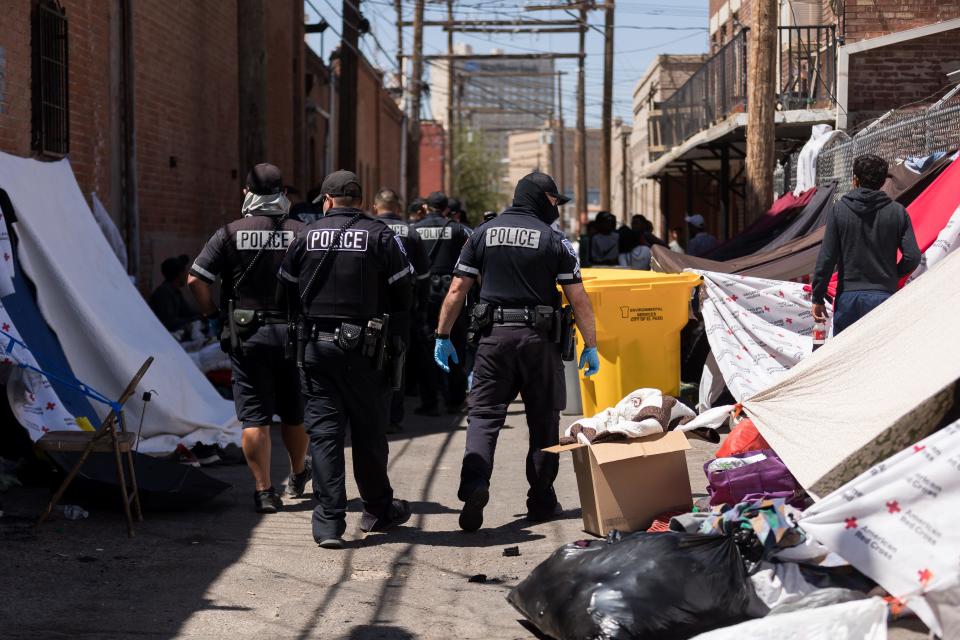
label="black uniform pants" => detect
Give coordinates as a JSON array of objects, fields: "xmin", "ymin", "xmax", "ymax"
[
  {"xmin": 301, "ymin": 342, "xmax": 394, "ymax": 541},
  {"xmin": 420, "ymin": 302, "xmax": 468, "ymax": 410},
  {"xmin": 458, "ymin": 325, "xmax": 565, "ymax": 512}
]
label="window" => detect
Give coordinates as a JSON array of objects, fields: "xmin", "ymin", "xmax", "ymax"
[{"xmin": 32, "ymin": 0, "xmax": 69, "ymax": 157}]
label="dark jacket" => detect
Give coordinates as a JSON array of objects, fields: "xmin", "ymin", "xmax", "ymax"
[{"xmin": 811, "ymin": 187, "xmax": 921, "ymax": 304}]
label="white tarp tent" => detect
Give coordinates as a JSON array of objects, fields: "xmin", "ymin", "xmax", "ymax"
[
  {"xmin": 742, "ymin": 245, "xmax": 960, "ymax": 498},
  {"xmin": 0, "ymin": 153, "xmax": 239, "ymax": 452}
]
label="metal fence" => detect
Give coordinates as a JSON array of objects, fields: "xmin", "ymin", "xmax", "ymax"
[{"xmin": 775, "ymin": 94, "xmax": 960, "ymax": 199}]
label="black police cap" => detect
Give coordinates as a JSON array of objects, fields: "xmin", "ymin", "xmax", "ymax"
[
  {"xmin": 520, "ymin": 171, "xmax": 570, "ymax": 205},
  {"xmin": 317, "ymin": 170, "xmax": 363, "ymax": 201},
  {"xmin": 246, "ymin": 163, "xmax": 284, "ymax": 195},
  {"xmin": 426, "ymin": 191, "xmax": 448, "ymax": 210},
  {"xmin": 447, "ymin": 197, "xmax": 462, "ymax": 213}
]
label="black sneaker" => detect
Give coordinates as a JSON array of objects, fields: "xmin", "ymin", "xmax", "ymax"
[
  {"xmin": 359, "ymin": 499, "xmax": 412, "ymax": 533},
  {"xmin": 191, "ymin": 443, "xmax": 221, "ymax": 466},
  {"xmin": 386, "ymin": 422, "xmax": 404, "ymax": 434},
  {"xmin": 317, "ymin": 538, "xmax": 345, "ymax": 550},
  {"xmin": 285, "ymin": 459, "xmax": 312, "ymax": 498},
  {"xmin": 526, "ymin": 501, "xmax": 563, "ymax": 523},
  {"xmin": 254, "ymin": 488, "xmax": 283, "ymax": 514},
  {"xmin": 458, "ymin": 486, "xmax": 489, "ymax": 532}
]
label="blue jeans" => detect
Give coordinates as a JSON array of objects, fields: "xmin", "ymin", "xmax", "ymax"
[{"xmin": 833, "ymin": 290, "xmax": 891, "ymax": 335}]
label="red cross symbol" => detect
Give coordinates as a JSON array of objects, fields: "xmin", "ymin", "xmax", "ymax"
[
  {"xmin": 919, "ymin": 569, "xmax": 933, "ymax": 588},
  {"xmin": 913, "ymin": 444, "xmax": 926, "ymax": 453},
  {"xmin": 730, "ymin": 294, "xmax": 738, "ymax": 302},
  {"xmin": 763, "ymin": 306, "xmax": 770, "ymax": 312},
  {"xmin": 3, "ymin": 253, "xmax": 9, "ymax": 262},
  {"xmin": 1, "ymin": 323, "xmax": 9, "ymax": 331},
  {"xmin": 736, "ymin": 355, "xmax": 742, "ymax": 360},
  {"xmin": 886, "ymin": 501, "xmax": 901, "ymax": 514},
  {"xmin": 844, "ymin": 517, "xmax": 858, "ymax": 529},
  {"xmin": 778, "ymin": 290, "xmax": 785, "ymax": 297},
  {"xmin": 45, "ymin": 402, "xmax": 56, "ymax": 411},
  {"xmin": 785, "ymin": 318, "xmax": 793, "ymax": 324},
  {"xmin": 40, "ymin": 426, "xmax": 49, "ymax": 433}
]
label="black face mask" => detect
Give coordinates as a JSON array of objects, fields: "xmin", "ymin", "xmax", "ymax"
[{"xmin": 512, "ymin": 177, "xmax": 559, "ymax": 224}]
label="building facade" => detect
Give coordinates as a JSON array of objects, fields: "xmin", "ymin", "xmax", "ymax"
[{"xmin": 0, "ymin": 0, "xmax": 404, "ymax": 293}]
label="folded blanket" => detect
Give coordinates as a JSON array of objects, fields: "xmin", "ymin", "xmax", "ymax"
[{"xmin": 561, "ymin": 388, "xmax": 695, "ymax": 445}]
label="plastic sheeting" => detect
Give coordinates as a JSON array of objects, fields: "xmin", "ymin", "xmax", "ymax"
[
  {"xmin": 905, "ymin": 204, "xmax": 960, "ymax": 284},
  {"xmin": 759, "ymin": 182, "xmax": 836, "ymax": 253},
  {"xmin": 801, "ymin": 421, "xmax": 960, "ymax": 638},
  {"xmin": 0, "ymin": 153, "xmax": 239, "ymax": 452},
  {"xmin": 742, "ymin": 247, "xmax": 960, "ymax": 498},
  {"xmin": 90, "ymin": 193, "xmax": 128, "ymax": 270},
  {"xmin": 695, "ymin": 270, "xmax": 829, "ymax": 403},
  {"xmin": 691, "ymin": 596, "xmax": 887, "ymax": 640},
  {"xmin": 706, "ymin": 189, "xmax": 816, "ymax": 262}
]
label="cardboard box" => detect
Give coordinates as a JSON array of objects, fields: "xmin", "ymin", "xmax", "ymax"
[{"xmin": 545, "ymin": 431, "xmax": 693, "ymax": 537}]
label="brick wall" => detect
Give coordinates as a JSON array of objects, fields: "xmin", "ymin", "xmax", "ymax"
[
  {"xmin": 848, "ymin": 28, "xmax": 960, "ymax": 113},
  {"xmin": 844, "ymin": 0, "xmax": 960, "ymax": 43},
  {"xmin": 418, "ymin": 121, "xmax": 444, "ymax": 197},
  {"xmin": 132, "ymin": 1, "xmax": 241, "ymax": 290},
  {"xmin": 0, "ymin": 3, "xmax": 33, "ymax": 157}
]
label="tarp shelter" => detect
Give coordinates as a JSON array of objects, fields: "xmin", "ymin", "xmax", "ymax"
[
  {"xmin": 652, "ymin": 228, "xmax": 825, "ymax": 282},
  {"xmin": 757, "ymin": 182, "xmax": 836, "ymax": 252},
  {"xmin": 882, "ymin": 152, "xmax": 955, "ymax": 205},
  {"xmin": 742, "ymin": 246, "xmax": 960, "ymax": 499},
  {"xmin": 705, "ymin": 189, "xmax": 816, "ymax": 261},
  {"xmin": 0, "ymin": 153, "xmax": 239, "ymax": 452}
]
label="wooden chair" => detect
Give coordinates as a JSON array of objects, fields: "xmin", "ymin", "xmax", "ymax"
[{"xmin": 36, "ymin": 357, "xmax": 154, "ymax": 537}]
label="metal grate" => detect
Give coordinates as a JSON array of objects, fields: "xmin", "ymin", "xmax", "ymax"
[
  {"xmin": 32, "ymin": 0, "xmax": 69, "ymax": 157},
  {"xmin": 811, "ymin": 94, "xmax": 960, "ymax": 200}
]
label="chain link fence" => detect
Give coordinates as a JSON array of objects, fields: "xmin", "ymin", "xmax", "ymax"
[{"xmin": 779, "ymin": 93, "xmax": 960, "ymax": 199}]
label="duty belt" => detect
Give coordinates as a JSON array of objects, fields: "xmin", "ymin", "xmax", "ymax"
[
  {"xmin": 255, "ymin": 310, "xmax": 289, "ymax": 325},
  {"xmin": 493, "ymin": 306, "xmax": 556, "ymax": 330},
  {"xmin": 300, "ymin": 317, "xmax": 367, "ymax": 349}
]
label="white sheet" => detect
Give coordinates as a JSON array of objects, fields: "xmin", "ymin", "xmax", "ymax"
[
  {"xmin": 0, "ymin": 153, "xmax": 239, "ymax": 452},
  {"xmin": 743, "ymin": 246, "xmax": 960, "ymax": 497},
  {"xmin": 694, "ymin": 269, "xmax": 830, "ymax": 403},
  {"xmin": 90, "ymin": 192, "xmax": 128, "ymax": 270},
  {"xmin": 802, "ymin": 421, "xmax": 960, "ymax": 637}
]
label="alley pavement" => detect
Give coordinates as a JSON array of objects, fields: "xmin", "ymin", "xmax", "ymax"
[{"xmin": 0, "ymin": 397, "xmax": 927, "ymax": 639}]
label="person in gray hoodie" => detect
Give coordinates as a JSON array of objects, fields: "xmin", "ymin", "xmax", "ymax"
[{"xmin": 812, "ymin": 154, "xmax": 921, "ymax": 334}]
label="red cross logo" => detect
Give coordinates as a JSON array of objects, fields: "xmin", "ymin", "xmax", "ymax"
[
  {"xmin": 886, "ymin": 501, "xmax": 901, "ymax": 514},
  {"xmin": 913, "ymin": 445, "xmax": 926, "ymax": 453},
  {"xmin": 778, "ymin": 290, "xmax": 785, "ymax": 297},
  {"xmin": 40, "ymin": 426, "xmax": 49, "ymax": 433},
  {"xmin": 46, "ymin": 402, "xmax": 56, "ymax": 411},
  {"xmin": 1, "ymin": 323, "xmax": 9, "ymax": 331},
  {"xmin": 785, "ymin": 318, "xmax": 793, "ymax": 324},
  {"xmin": 919, "ymin": 569, "xmax": 933, "ymax": 588},
  {"xmin": 3, "ymin": 253, "xmax": 9, "ymax": 262},
  {"xmin": 844, "ymin": 517, "xmax": 858, "ymax": 529},
  {"xmin": 763, "ymin": 306, "xmax": 770, "ymax": 312},
  {"xmin": 730, "ymin": 294, "xmax": 738, "ymax": 302}
]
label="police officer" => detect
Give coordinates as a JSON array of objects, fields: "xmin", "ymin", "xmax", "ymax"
[
  {"xmin": 279, "ymin": 170, "xmax": 413, "ymax": 549},
  {"xmin": 372, "ymin": 188, "xmax": 430, "ymax": 431},
  {"xmin": 434, "ymin": 172, "xmax": 601, "ymax": 532},
  {"xmin": 412, "ymin": 191, "xmax": 472, "ymax": 415},
  {"xmin": 187, "ymin": 163, "xmax": 310, "ymax": 514}
]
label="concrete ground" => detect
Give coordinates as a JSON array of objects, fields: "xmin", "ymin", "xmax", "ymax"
[{"xmin": 0, "ymin": 397, "xmax": 930, "ymax": 639}]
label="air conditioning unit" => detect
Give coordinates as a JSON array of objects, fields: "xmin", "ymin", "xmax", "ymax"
[{"xmin": 780, "ymin": 0, "xmax": 822, "ymax": 27}]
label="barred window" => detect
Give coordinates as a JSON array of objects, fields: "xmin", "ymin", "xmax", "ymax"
[{"xmin": 32, "ymin": 0, "xmax": 69, "ymax": 157}]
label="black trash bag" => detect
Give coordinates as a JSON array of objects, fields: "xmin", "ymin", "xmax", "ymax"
[{"xmin": 508, "ymin": 532, "xmax": 768, "ymax": 640}]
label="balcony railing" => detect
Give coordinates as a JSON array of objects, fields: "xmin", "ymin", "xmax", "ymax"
[
  {"xmin": 653, "ymin": 29, "xmax": 749, "ymax": 155},
  {"xmin": 651, "ymin": 25, "xmax": 837, "ymax": 158}
]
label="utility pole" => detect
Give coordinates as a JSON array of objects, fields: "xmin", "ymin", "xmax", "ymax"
[
  {"xmin": 394, "ymin": 0, "xmax": 403, "ymax": 93},
  {"xmin": 557, "ymin": 73, "xmax": 566, "ymax": 205},
  {"xmin": 600, "ymin": 0, "xmax": 614, "ymax": 212},
  {"xmin": 620, "ymin": 123, "xmax": 629, "ymax": 221},
  {"xmin": 337, "ymin": 0, "xmax": 361, "ymax": 171},
  {"xmin": 574, "ymin": 6, "xmax": 588, "ymax": 232},
  {"xmin": 745, "ymin": 0, "xmax": 777, "ymax": 221},
  {"xmin": 444, "ymin": 0, "xmax": 455, "ymax": 195},
  {"xmin": 406, "ymin": 0, "xmax": 425, "ymax": 201}
]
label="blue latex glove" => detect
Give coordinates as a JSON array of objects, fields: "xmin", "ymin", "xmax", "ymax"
[
  {"xmin": 434, "ymin": 338, "xmax": 459, "ymax": 372},
  {"xmin": 579, "ymin": 346, "xmax": 600, "ymax": 377}
]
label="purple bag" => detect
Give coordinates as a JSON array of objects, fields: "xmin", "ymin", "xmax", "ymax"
[{"xmin": 704, "ymin": 449, "xmax": 802, "ymax": 507}]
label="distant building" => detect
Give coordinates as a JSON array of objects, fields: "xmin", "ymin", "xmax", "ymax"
[
  {"xmin": 418, "ymin": 121, "xmax": 445, "ymax": 197},
  {"xmin": 429, "ymin": 43, "xmax": 555, "ymax": 163},
  {"xmin": 506, "ymin": 126, "xmax": 602, "ymax": 231}
]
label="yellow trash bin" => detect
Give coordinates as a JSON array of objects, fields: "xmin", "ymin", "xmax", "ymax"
[{"xmin": 572, "ymin": 268, "xmax": 702, "ymax": 417}]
